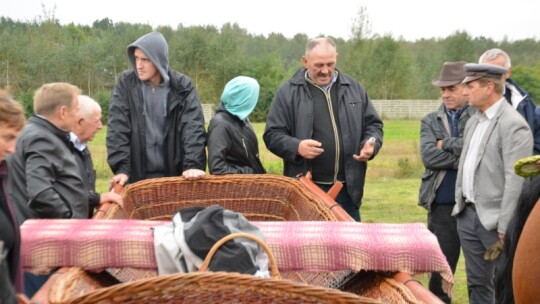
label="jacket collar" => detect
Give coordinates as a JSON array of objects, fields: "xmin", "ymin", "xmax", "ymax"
[
  {"xmin": 290, "ymin": 68, "xmax": 352, "ymax": 86},
  {"xmin": 29, "ymin": 115, "xmax": 72, "ymax": 147},
  {"xmin": 216, "ymin": 103, "xmax": 246, "ymax": 125}
]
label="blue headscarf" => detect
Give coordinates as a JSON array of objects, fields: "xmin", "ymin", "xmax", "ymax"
[{"xmin": 221, "ymin": 76, "xmax": 259, "ymax": 120}]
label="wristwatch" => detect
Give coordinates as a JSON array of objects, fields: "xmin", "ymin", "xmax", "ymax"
[{"xmin": 368, "ymin": 137, "xmax": 376, "ymax": 144}]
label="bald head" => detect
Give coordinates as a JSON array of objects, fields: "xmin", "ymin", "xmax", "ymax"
[{"xmin": 73, "ymin": 95, "xmax": 103, "ymax": 143}]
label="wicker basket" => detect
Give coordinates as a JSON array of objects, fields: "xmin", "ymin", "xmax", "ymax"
[
  {"xmin": 62, "ymin": 271, "xmax": 382, "ymax": 304},
  {"xmin": 102, "ymin": 174, "xmax": 337, "ymax": 221},
  {"xmin": 63, "ymin": 232, "xmax": 380, "ymax": 304},
  {"xmin": 47, "ymin": 174, "xmax": 421, "ymax": 303}
]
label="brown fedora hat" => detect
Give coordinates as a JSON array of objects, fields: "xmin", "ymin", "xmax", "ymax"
[{"xmin": 432, "ymin": 61, "xmax": 467, "ymax": 87}]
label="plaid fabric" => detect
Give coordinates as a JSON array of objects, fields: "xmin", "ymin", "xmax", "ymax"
[
  {"xmin": 21, "ymin": 219, "xmax": 160, "ymax": 273},
  {"xmin": 21, "ymin": 219, "xmax": 453, "ymax": 292}
]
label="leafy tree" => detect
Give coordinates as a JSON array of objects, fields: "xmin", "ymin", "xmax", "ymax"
[
  {"xmin": 363, "ymin": 36, "xmax": 413, "ymax": 99},
  {"xmin": 0, "ymin": 14, "xmax": 539, "ymax": 120},
  {"xmin": 512, "ymin": 65, "xmax": 540, "ymax": 102}
]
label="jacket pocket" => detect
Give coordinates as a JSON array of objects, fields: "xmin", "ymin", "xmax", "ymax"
[{"xmin": 418, "ymin": 169, "xmax": 436, "ymax": 208}]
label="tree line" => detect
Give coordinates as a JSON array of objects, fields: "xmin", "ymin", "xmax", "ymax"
[{"xmin": 1, "ymin": 12, "xmax": 539, "ymax": 122}]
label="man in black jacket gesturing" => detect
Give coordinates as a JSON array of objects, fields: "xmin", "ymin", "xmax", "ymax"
[{"xmin": 264, "ymin": 37, "xmax": 383, "ymax": 221}]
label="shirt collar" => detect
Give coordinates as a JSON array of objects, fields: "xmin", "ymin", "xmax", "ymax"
[
  {"xmin": 69, "ymin": 132, "xmax": 87, "ymax": 151},
  {"xmin": 477, "ymin": 97, "xmax": 504, "ymax": 121},
  {"xmin": 484, "ymin": 97, "xmax": 504, "ymax": 119},
  {"xmin": 321, "ymin": 71, "xmax": 338, "ymax": 91}
]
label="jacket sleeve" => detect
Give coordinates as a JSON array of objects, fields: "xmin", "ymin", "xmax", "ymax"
[
  {"xmin": 208, "ymin": 121, "xmax": 253, "ymax": 174},
  {"xmin": 263, "ymin": 87, "xmax": 302, "ymax": 163},
  {"xmin": 178, "ymin": 78, "xmax": 207, "ymax": 171},
  {"xmin": 498, "ymin": 120, "xmax": 534, "ymax": 234},
  {"xmin": 88, "ymin": 192, "xmax": 100, "ymax": 209},
  {"xmin": 420, "ymin": 114, "xmax": 459, "ymax": 170},
  {"xmin": 106, "ymin": 74, "xmax": 132, "ymax": 177},
  {"xmin": 361, "ymin": 94, "xmax": 384, "ymax": 158},
  {"xmin": 25, "ymin": 138, "xmax": 72, "ymax": 219},
  {"xmin": 441, "ymin": 137, "xmax": 464, "ymax": 156}
]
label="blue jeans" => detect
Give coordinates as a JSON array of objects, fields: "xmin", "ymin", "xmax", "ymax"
[{"xmin": 315, "ymin": 183, "xmax": 360, "ymax": 222}]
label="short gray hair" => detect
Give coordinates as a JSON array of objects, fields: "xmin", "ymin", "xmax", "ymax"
[
  {"xmin": 479, "ymin": 48, "xmax": 511, "ymax": 68},
  {"xmin": 305, "ymin": 37, "xmax": 337, "ymax": 55},
  {"xmin": 77, "ymin": 95, "xmax": 101, "ymax": 120}
]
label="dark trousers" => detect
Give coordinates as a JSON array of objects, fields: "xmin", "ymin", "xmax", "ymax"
[
  {"xmin": 24, "ymin": 272, "xmax": 50, "ymax": 298},
  {"xmin": 428, "ymin": 204, "xmax": 461, "ymax": 304},
  {"xmin": 457, "ymin": 205, "xmax": 503, "ymax": 304},
  {"xmin": 315, "ymin": 183, "xmax": 360, "ymax": 221}
]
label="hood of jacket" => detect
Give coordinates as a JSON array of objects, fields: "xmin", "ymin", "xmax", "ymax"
[
  {"xmin": 127, "ymin": 31, "xmax": 170, "ymax": 83},
  {"xmin": 220, "ymin": 76, "xmax": 259, "ymax": 120}
]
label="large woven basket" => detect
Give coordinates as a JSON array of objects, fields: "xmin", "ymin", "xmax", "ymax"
[
  {"xmin": 102, "ymin": 174, "xmax": 337, "ymax": 221},
  {"xmin": 63, "ymin": 232, "xmax": 379, "ymax": 304},
  {"xmin": 47, "ymin": 174, "xmax": 421, "ymax": 303},
  {"xmin": 63, "ymin": 271, "xmax": 381, "ymax": 304}
]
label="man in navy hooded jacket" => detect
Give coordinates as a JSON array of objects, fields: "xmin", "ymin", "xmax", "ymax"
[
  {"xmin": 107, "ymin": 32, "xmax": 207, "ymax": 185},
  {"xmin": 479, "ymin": 48, "xmax": 540, "ymax": 154}
]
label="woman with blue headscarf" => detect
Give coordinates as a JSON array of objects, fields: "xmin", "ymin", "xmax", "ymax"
[{"xmin": 207, "ymin": 76, "xmax": 266, "ymax": 174}]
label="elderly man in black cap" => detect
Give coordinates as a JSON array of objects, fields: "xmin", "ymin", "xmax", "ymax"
[
  {"xmin": 418, "ymin": 61, "xmax": 475, "ymax": 303},
  {"xmin": 452, "ymin": 63, "xmax": 533, "ymax": 304}
]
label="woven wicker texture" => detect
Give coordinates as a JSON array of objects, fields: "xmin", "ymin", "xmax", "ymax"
[
  {"xmin": 48, "ymin": 268, "xmax": 118, "ymax": 303},
  {"xmin": 104, "ymin": 175, "xmax": 337, "ymax": 221},
  {"xmin": 63, "ymin": 271, "xmax": 381, "ymax": 304},
  {"xmin": 340, "ymin": 271, "xmax": 421, "ymax": 304},
  {"xmin": 47, "ymin": 175, "xmax": 421, "ymax": 303},
  {"xmin": 101, "ymin": 175, "xmax": 352, "ymax": 290}
]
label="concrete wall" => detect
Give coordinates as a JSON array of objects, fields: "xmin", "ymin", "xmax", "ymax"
[
  {"xmin": 202, "ymin": 103, "xmax": 215, "ymax": 124},
  {"xmin": 201, "ymin": 99, "xmax": 442, "ymax": 122},
  {"xmin": 371, "ymin": 99, "xmax": 440, "ymax": 119}
]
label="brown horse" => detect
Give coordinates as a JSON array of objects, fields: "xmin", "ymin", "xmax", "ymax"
[
  {"xmin": 513, "ymin": 189, "xmax": 540, "ymax": 302},
  {"xmin": 502, "ymin": 175, "xmax": 540, "ymax": 303}
]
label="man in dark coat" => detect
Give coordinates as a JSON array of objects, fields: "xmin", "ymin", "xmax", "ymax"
[
  {"xmin": 264, "ymin": 37, "xmax": 383, "ymax": 221},
  {"xmin": 418, "ymin": 61, "xmax": 475, "ymax": 303},
  {"xmin": 107, "ymin": 32, "xmax": 207, "ymax": 185},
  {"xmin": 71, "ymin": 95, "xmax": 123, "ymax": 218},
  {"xmin": 479, "ymin": 48, "xmax": 540, "ymax": 154},
  {"xmin": 7, "ymin": 82, "xmax": 88, "ymax": 297}
]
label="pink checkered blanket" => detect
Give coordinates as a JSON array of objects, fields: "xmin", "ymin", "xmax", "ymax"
[{"xmin": 21, "ymin": 219, "xmax": 453, "ymax": 290}]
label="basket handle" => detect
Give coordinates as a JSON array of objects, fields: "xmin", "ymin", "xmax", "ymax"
[{"xmin": 199, "ymin": 232, "xmax": 280, "ymax": 279}]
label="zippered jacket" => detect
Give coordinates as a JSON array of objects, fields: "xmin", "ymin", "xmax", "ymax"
[
  {"xmin": 263, "ymin": 68, "xmax": 383, "ymax": 207},
  {"xmin": 208, "ymin": 104, "xmax": 265, "ymax": 174}
]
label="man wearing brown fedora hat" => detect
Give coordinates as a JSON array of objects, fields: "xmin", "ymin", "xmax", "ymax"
[{"xmin": 418, "ymin": 61, "xmax": 475, "ymax": 303}]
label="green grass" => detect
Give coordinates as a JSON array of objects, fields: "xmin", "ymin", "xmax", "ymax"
[{"xmin": 88, "ymin": 119, "xmax": 468, "ymax": 303}]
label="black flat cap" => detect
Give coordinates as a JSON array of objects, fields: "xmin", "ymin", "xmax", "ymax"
[{"xmin": 462, "ymin": 63, "xmax": 507, "ymax": 83}]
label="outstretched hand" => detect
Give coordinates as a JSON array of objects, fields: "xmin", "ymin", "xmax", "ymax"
[{"xmin": 353, "ymin": 139, "xmax": 375, "ymax": 162}]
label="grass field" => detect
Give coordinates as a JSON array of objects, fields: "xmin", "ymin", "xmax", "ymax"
[{"xmin": 89, "ymin": 119, "xmax": 468, "ymax": 303}]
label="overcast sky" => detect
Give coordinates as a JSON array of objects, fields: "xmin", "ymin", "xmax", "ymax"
[{"xmin": 4, "ymin": 0, "xmax": 539, "ymax": 42}]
